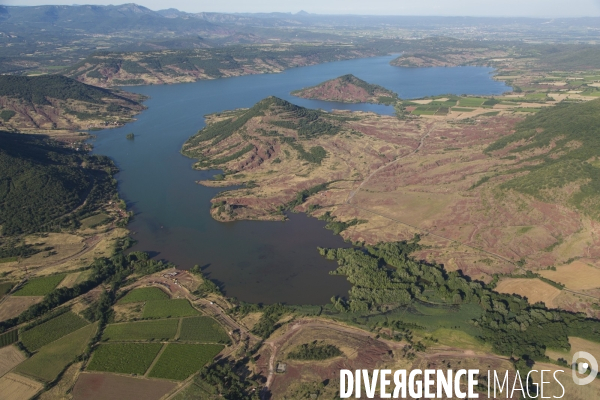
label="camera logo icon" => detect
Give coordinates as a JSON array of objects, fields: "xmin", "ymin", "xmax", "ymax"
[{"xmin": 572, "ymin": 351, "xmax": 598, "ymax": 386}]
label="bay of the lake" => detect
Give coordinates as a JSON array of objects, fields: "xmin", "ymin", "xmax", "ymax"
[{"xmin": 90, "ymin": 55, "xmax": 509, "ymax": 304}]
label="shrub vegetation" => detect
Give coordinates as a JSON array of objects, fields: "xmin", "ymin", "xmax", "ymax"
[
  {"xmin": 287, "ymin": 341, "xmax": 342, "ymax": 360},
  {"xmin": 319, "ymin": 239, "xmax": 600, "ymax": 360}
]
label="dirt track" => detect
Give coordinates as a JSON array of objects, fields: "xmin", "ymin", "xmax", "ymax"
[{"xmin": 261, "ymin": 318, "xmax": 397, "ymax": 392}]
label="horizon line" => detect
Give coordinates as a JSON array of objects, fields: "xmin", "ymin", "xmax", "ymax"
[{"xmin": 2, "ymin": 3, "xmax": 600, "ymax": 19}]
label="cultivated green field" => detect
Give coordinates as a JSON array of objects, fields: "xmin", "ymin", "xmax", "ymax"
[
  {"xmin": 119, "ymin": 287, "xmax": 169, "ymax": 304},
  {"xmin": 179, "ymin": 316, "xmax": 230, "ymax": 344},
  {"xmin": 451, "ymin": 107, "xmax": 475, "ymax": 112},
  {"xmin": 87, "ymin": 343, "xmax": 163, "ymax": 375},
  {"xmin": 411, "ymin": 105, "xmax": 449, "ymax": 115},
  {"xmin": 12, "ymin": 274, "xmax": 66, "ymax": 296},
  {"xmin": 430, "ymin": 99, "xmax": 457, "ymax": 107},
  {"xmin": 148, "ymin": 344, "xmax": 223, "ymax": 380},
  {"xmin": 16, "ymin": 323, "xmax": 96, "ymax": 382},
  {"xmin": 21, "ymin": 311, "xmax": 88, "ymax": 352},
  {"xmin": 102, "ymin": 319, "xmax": 178, "ymax": 341},
  {"xmin": 142, "ymin": 299, "xmax": 199, "ymax": 319},
  {"xmin": 458, "ymin": 97, "xmax": 486, "ymax": 107},
  {"xmin": 80, "ymin": 213, "xmax": 111, "ymax": 229},
  {"xmin": 0, "ymin": 329, "xmax": 18, "ymax": 348}
]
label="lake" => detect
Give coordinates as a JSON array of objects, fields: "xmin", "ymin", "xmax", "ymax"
[{"xmin": 90, "ymin": 55, "xmax": 509, "ymax": 304}]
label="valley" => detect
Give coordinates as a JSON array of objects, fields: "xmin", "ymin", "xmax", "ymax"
[{"xmin": 1, "ymin": 5, "xmax": 600, "ymax": 400}]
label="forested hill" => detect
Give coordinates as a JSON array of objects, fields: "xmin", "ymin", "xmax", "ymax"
[
  {"xmin": 486, "ymin": 98, "xmax": 600, "ymax": 220},
  {"xmin": 0, "ymin": 75, "xmax": 144, "ymax": 132},
  {"xmin": 292, "ymin": 74, "xmax": 398, "ymax": 104},
  {"xmin": 0, "ymin": 132, "xmax": 117, "ymax": 235},
  {"xmin": 0, "ymin": 75, "xmax": 133, "ymax": 105}
]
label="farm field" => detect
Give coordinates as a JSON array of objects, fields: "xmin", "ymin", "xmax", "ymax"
[
  {"xmin": 457, "ymin": 97, "xmax": 486, "ymax": 107},
  {"xmin": 532, "ymin": 362, "xmax": 600, "ymax": 400},
  {"xmin": 112, "ymin": 302, "xmax": 144, "ymax": 322},
  {"xmin": 56, "ymin": 272, "xmax": 81, "ymax": 288},
  {"xmin": 178, "ymin": 316, "xmax": 231, "ymax": 344},
  {"xmin": 12, "ymin": 274, "xmax": 66, "ymax": 296},
  {"xmin": 15, "ymin": 323, "xmax": 96, "ymax": 382},
  {"xmin": 546, "ymin": 336, "xmax": 600, "ymax": 363},
  {"xmin": 0, "ymin": 345, "xmax": 26, "ymax": 377},
  {"xmin": 21, "ymin": 311, "xmax": 88, "ymax": 352},
  {"xmin": 494, "ymin": 278, "xmax": 562, "ymax": 306},
  {"xmin": 148, "ymin": 344, "xmax": 223, "ymax": 380},
  {"xmin": 0, "ymin": 282, "xmax": 13, "ymax": 298},
  {"xmin": 102, "ymin": 319, "xmax": 178, "ymax": 341},
  {"xmin": 0, "ymin": 373, "xmax": 44, "ymax": 400},
  {"xmin": 118, "ymin": 287, "xmax": 169, "ymax": 304},
  {"xmin": 72, "ymin": 373, "xmax": 177, "ymax": 400},
  {"xmin": 142, "ymin": 299, "xmax": 199, "ymax": 319},
  {"xmin": 80, "ymin": 213, "xmax": 111, "ymax": 229},
  {"xmin": 411, "ymin": 105, "xmax": 448, "ymax": 115},
  {"xmin": 540, "ymin": 261, "xmax": 600, "ymax": 291},
  {"xmin": 0, "ymin": 329, "xmax": 18, "ymax": 347},
  {"xmin": 37, "ymin": 362, "xmax": 84, "ymax": 400},
  {"xmin": 87, "ymin": 343, "xmax": 163, "ymax": 375},
  {"xmin": 0, "ymin": 296, "xmax": 43, "ymax": 322}
]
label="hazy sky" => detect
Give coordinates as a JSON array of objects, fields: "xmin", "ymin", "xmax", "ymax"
[{"xmin": 3, "ymin": 0, "xmax": 600, "ymax": 18}]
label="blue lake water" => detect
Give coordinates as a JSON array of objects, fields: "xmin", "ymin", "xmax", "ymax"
[{"xmin": 90, "ymin": 55, "xmax": 509, "ymax": 304}]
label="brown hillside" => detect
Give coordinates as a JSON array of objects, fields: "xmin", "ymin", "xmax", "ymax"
[
  {"xmin": 292, "ymin": 74, "xmax": 397, "ymax": 104},
  {"xmin": 0, "ymin": 75, "xmax": 145, "ymax": 133}
]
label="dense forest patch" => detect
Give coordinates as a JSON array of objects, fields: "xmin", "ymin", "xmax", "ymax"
[
  {"xmin": 287, "ymin": 341, "xmax": 343, "ymax": 360},
  {"xmin": 0, "ymin": 75, "xmax": 132, "ymax": 105},
  {"xmin": 0, "ymin": 131, "xmax": 117, "ymax": 235},
  {"xmin": 320, "ymin": 240, "xmax": 600, "ymax": 360}
]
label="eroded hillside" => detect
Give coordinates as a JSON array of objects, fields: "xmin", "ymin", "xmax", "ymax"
[{"xmin": 0, "ymin": 75, "xmax": 145, "ymax": 133}]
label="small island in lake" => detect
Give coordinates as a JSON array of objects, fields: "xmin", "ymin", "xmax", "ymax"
[{"xmin": 291, "ymin": 74, "xmax": 398, "ymax": 104}]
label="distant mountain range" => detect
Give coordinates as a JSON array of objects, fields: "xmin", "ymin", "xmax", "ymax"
[
  {"xmin": 1, "ymin": 3, "xmax": 599, "ymax": 34},
  {"xmin": 0, "ymin": 4, "xmax": 219, "ymax": 34},
  {"xmin": 1, "ymin": 3, "xmax": 599, "ymax": 74}
]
